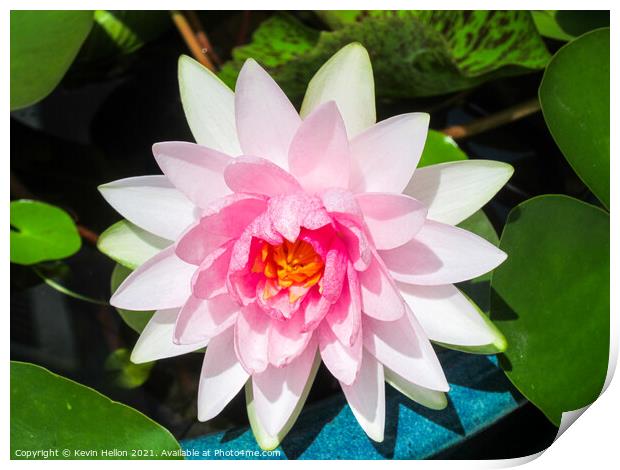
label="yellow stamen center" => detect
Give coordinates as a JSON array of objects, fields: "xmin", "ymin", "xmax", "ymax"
[{"xmin": 252, "ymin": 239, "xmax": 324, "ymax": 303}]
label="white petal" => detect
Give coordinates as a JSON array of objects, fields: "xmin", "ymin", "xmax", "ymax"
[
  {"xmin": 340, "ymin": 348, "xmax": 385, "ymax": 442},
  {"xmin": 252, "ymin": 341, "xmax": 318, "ymax": 438},
  {"xmin": 245, "ymin": 349, "xmax": 321, "ymax": 451},
  {"xmin": 349, "ymin": 113, "xmax": 429, "ymax": 194},
  {"xmin": 98, "ymin": 220, "xmax": 171, "ymax": 270},
  {"xmin": 404, "ymin": 160, "xmax": 514, "ymax": 225},
  {"xmin": 178, "ymin": 55, "xmax": 241, "ymax": 156},
  {"xmin": 98, "ymin": 175, "xmax": 198, "ymax": 241},
  {"xmin": 198, "ymin": 327, "xmax": 249, "ymax": 421},
  {"xmin": 363, "ymin": 308, "xmax": 449, "ymax": 392},
  {"xmin": 152, "ymin": 141, "xmax": 232, "ymax": 209},
  {"xmin": 384, "ymin": 367, "xmax": 447, "ymax": 410},
  {"xmin": 235, "ymin": 59, "xmax": 301, "ymax": 169},
  {"xmin": 400, "ymin": 283, "xmax": 504, "ymax": 348},
  {"xmin": 380, "ymin": 220, "xmax": 507, "ymax": 285},
  {"xmin": 111, "ymin": 246, "xmax": 195, "ymax": 311},
  {"xmin": 301, "ymin": 42, "xmax": 375, "ymax": 138},
  {"xmin": 130, "ymin": 308, "xmax": 207, "ymax": 364}
]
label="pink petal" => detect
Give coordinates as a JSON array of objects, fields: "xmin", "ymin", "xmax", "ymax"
[
  {"xmin": 111, "ymin": 246, "xmax": 194, "ymax": 310},
  {"xmin": 267, "ymin": 193, "xmax": 332, "ymax": 242},
  {"xmin": 174, "ymin": 294, "xmax": 239, "ymax": 345},
  {"xmin": 336, "ymin": 218, "xmax": 371, "ymax": 271},
  {"xmin": 198, "ymin": 327, "xmax": 249, "ymax": 421},
  {"xmin": 321, "ymin": 237, "xmax": 348, "ymax": 303},
  {"xmin": 349, "ymin": 113, "xmax": 429, "ymax": 193},
  {"xmin": 252, "ymin": 338, "xmax": 317, "ymax": 437},
  {"xmin": 320, "ymin": 188, "xmax": 363, "ymax": 220},
  {"xmin": 224, "ymin": 156, "xmax": 302, "ymax": 197},
  {"xmin": 268, "ymin": 310, "xmax": 312, "ymax": 367},
  {"xmin": 235, "ymin": 59, "xmax": 301, "ymax": 169},
  {"xmin": 234, "ymin": 303, "xmax": 270, "ymax": 374},
  {"xmin": 356, "ymin": 193, "xmax": 428, "ymax": 250},
  {"xmin": 152, "ymin": 141, "xmax": 232, "ymax": 209},
  {"xmin": 131, "ymin": 308, "xmax": 207, "ymax": 363},
  {"xmin": 363, "ymin": 307, "xmax": 449, "ymax": 392},
  {"xmin": 318, "ymin": 321, "xmax": 362, "ymax": 385},
  {"xmin": 340, "ymin": 348, "xmax": 385, "ymax": 442},
  {"xmin": 175, "ymin": 194, "xmax": 266, "ymax": 265},
  {"xmin": 325, "ymin": 263, "xmax": 361, "ymax": 346},
  {"xmin": 302, "ymin": 290, "xmax": 332, "ymax": 331},
  {"xmin": 358, "ymin": 254, "xmax": 405, "ymax": 321},
  {"xmin": 288, "ymin": 101, "xmax": 350, "ymax": 192},
  {"xmin": 379, "ymin": 220, "xmax": 507, "ymax": 285},
  {"xmin": 191, "ymin": 241, "xmax": 234, "ymax": 299}
]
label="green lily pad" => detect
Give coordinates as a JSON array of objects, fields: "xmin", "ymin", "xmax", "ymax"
[
  {"xmin": 10, "ymin": 361, "xmax": 182, "ymax": 459},
  {"xmin": 490, "ymin": 195, "xmax": 609, "ymax": 426},
  {"xmin": 220, "ymin": 12, "xmax": 550, "ymax": 102},
  {"xmin": 419, "ymin": 130, "xmax": 467, "ymax": 167},
  {"xmin": 539, "ymin": 28, "xmax": 610, "ymax": 208},
  {"xmin": 10, "ymin": 200, "xmax": 82, "ymax": 265},
  {"xmin": 10, "ymin": 10, "xmax": 93, "ymax": 110},
  {"xmin": 105, "ymin": 348, "xmax": 155, "ymax": 389},
  {"xmin": 111, "ymin": 264, "xmax": 155, "ymax": 334},
  {"xmin": 531, "ymin": 10, "xmax": 609, "ymax": 42}
]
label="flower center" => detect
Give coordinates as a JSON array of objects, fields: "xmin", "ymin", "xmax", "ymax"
[{"xmin": 252, "ymin": 239, "xmax": 324, "ymax": 302}]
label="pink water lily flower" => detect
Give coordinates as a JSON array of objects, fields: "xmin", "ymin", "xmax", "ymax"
[{"xmin": 99, "ymin": 43, "xmax": 512, "ymax": 449}]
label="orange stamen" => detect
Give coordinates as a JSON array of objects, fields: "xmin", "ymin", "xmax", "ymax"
[{"xmin": 257, "ymin": 239, "xmax": 324, "ymax": 302}]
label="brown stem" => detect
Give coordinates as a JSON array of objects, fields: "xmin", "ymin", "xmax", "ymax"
[
  {"xmin": 77, "ymin": 225, "xmax": 99, "ymax": 245},
  {"xmin": 170, "ymin": 10, "xmax": 216, "ymax": 71},
  {"xmin": 236, "ymin": 11, "xmax": 251, "ymax": 45},
  {"xmin": 186, "ymin": 10, "xmax": 222, "ymax": 67},
  {"xmin": 441, "ymin": 98, "xmax": 541, "ymax": 140}
]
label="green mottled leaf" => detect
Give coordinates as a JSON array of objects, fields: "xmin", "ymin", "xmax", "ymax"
[
  {"xmin": 220, "ymin": 12, "xmax": 550, "ymax": 102},
  {"xmin": 105, "ymin": 348, "xmax": 155, "ymax": 389},
  {"xmin": 11, "ymin": 361, "xmax": 182, "ymax": 459},
  {"xmin": 419, "ymin": 130, "xmax": 467, "ymax": 167},
  {"xmin": 10, "ymin": 10, "xmax": 93, "ymax": 110},
  {"xmin": 490, "ymin": 195, "xmax": 609, "ymax": 426},
  {"xmin": 111, "ymin": 264, "xmax": 155, "ymax": 333},
  {"xmin": 10, "ymin": 200, "xmax": 81, "ymax": 265},
  {"xmin": 531, "ymin": 10, "xmax": 609, "ymax": 42},
  {"xmin": 539, "ymin": 28, "xmax": 610, "ymax": 208}
]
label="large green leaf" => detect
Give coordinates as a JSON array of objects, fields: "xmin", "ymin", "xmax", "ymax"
[
  {"xmin": 220, "ymin": 12, "xmax": 550, "ymax": 102},
  {"xmin": 490, "ymin": 195, "xmax": 609, "ymax": 426},
  {"xmin": 10, "ymin": 10, "xmax": 93, "ymax": 110},
  {"xmin": 10, "ymin": 361, "xmax": 182, "ymax": 459},
  {"xmin": 110, "ymin": 264, "xmax": 155, "ymax": 333},
  {"xmin": 10, "ymin": 200, "xmax": 82, "ymax": 265},
  {"xmin": 539, "ymin": 28, "xmax": 610, "ymax": 208},
  {"xmin": 531, "ymin": 10, "xmax": 609, "ymax": 42}
]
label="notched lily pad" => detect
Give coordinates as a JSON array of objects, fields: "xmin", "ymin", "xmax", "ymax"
[{"xmin": 10, "ymin": 199, "xmax": 82, "ymax": 265}]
